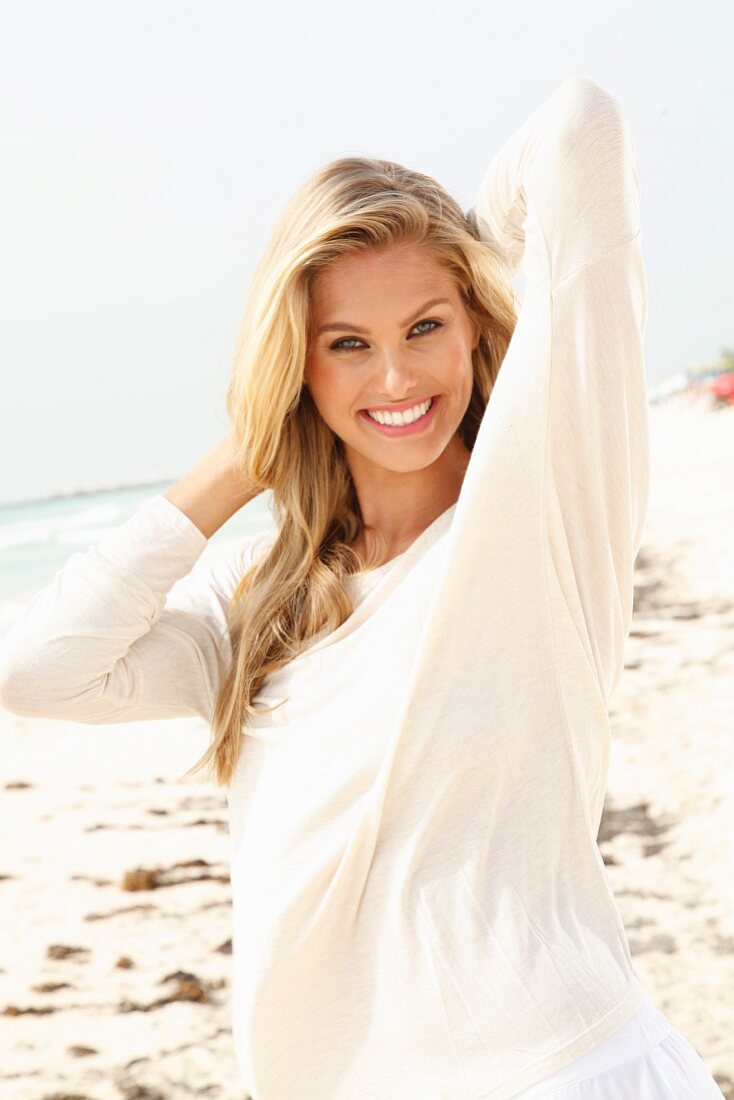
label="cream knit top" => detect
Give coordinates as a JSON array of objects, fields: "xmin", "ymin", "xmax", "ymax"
[{"xmin": 0, "ymin": 75, "xmax": 651, "ymax": 1100}]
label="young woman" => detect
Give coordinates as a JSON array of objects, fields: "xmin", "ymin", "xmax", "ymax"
[{"xmin": 0, "ymin": 77, "xmax": 724, "ymax": 1099}]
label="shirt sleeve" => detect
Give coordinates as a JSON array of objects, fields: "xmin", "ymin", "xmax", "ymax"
[
  {"xmin": 0, "ymin": 493, "xmax": 272, "ymax": 725},
  {"xmin": 466, "ymin": 75, "xmax": 650, "ymax": 704}
]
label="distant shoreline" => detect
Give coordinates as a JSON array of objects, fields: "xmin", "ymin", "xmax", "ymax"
[{"xmin": 0, "ymin": 476, "xmax": 178, "ymax": 514}]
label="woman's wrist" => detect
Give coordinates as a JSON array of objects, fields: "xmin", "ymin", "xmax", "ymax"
[{"xmin": 164, "ymin": 433, "xmax": 263, "ymax": 539}]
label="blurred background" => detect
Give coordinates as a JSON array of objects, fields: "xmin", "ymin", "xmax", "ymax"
[{"xmin": 1, "ymin": 1, "xmax": 732, "ymax": 1097}]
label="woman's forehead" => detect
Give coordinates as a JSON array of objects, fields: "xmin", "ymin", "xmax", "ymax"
[{"xmin": 311, "ymin": 245, "xmax": 455, "ymax": 312}]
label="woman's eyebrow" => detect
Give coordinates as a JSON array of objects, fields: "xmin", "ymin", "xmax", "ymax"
[{"xmin": 316, "ymin": 297, "xmax": 452, "ymax": 337}]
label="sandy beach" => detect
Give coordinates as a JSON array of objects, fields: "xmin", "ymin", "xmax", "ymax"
[{"xmin": 1, "ymin": 401, "xmax": 732, "ymax": 1099}]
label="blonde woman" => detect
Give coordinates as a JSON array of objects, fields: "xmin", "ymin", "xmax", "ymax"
[{"xmin": 0, "ymin": 77, "xmax": 724, "ymax": 1099}]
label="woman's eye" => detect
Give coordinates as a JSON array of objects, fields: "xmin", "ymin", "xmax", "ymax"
[
  {"xmin": 330, "ymin": 337, "xmax": 364, "ymax": 351},
  {"xmin": 412, "ymin": 319, "xmax": 442, "ymax": 336},
  {"xmin": 329, "ymin": 319, "xmax": 443, "ymax": 353}
]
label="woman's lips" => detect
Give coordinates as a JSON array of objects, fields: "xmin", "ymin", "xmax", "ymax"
[{"xmin": 358, "ymin": 394, "xmax": 441, "ymax": 437}]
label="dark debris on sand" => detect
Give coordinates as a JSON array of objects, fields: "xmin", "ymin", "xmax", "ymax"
[{"xmin": 120, "ymin": 858, "xmax": 229, "ymax": 892}]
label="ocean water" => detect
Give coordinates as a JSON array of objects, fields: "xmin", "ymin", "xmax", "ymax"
[{"xmin": 0, "ymin": 482, "xmax": 276, "ymax": 641}]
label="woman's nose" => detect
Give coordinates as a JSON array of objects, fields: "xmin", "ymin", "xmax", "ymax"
[{"xmin": 372, "ymin": 348, "xmax": 419, "ymax": 395}]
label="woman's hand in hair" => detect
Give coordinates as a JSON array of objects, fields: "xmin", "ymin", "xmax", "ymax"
[{"xmin": 164, "ymin": 430, "xmax": 264, "ymax": 539}]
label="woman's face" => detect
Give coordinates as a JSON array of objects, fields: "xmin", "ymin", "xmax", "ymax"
[{"xmin": 304, "ymin": 242, "xmax": 478, "ymax": 481}]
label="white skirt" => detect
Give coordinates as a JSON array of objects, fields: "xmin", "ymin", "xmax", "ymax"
[{"xmin": 512, "ymin": 990, "xmax": 725, "ymax": 1099}]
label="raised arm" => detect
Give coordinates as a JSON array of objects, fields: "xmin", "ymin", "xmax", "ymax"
[
  {"xmin": 468, "ymin": 75, "xmax": 642, "ymax": 290},
  {"xmin": 465, "ymin": 75, "xmax": 649, "ymax": 705},
  {"xmin": 0, "ymin": 496, "xmax": 271, "ymax": 725}
]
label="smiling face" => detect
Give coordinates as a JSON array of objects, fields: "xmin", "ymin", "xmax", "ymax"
[{"xmin": 304, "ymin": 242, "xmax": 478, "ymax": 492}]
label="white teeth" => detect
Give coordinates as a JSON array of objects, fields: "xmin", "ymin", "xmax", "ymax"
[{"xmin": 367, "ymin": 397, "xmax": 433, "ymax": 426}]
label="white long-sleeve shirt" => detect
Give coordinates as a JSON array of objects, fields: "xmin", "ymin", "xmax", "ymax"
[{"xmin": 0, "ymin": 75, "xmax": 651, "ymax": 1100}]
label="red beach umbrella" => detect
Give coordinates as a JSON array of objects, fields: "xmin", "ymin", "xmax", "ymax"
[{"xmin": 706, "ymin": 371, "xmax": 734, "ymax": 404}]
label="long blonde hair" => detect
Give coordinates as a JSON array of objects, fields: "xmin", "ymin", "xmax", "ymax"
[{"xmin": 183, "ymin": 156, "xmax": 519, "ymax": 789}]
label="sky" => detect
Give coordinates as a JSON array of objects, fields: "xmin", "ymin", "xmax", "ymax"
[{"xmin": 1, "ymin": 0, "xmax": 732, "ymax": 506}]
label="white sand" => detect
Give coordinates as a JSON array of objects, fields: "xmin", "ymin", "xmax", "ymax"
[
  {"xmin": 604, "ymin": 400, "xmax": 734, "ymax": 1097},
  {"xmin": 1, "ymin": 401, "xmax": 732, "ymax": 1099}
]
